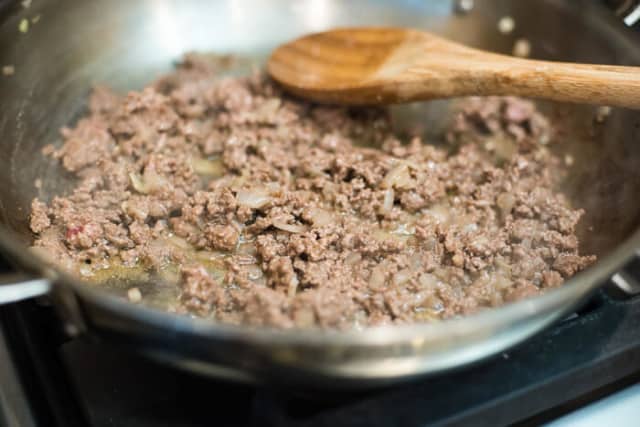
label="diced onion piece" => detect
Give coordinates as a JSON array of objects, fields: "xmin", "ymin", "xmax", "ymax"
[
  {"xmin": 381, "ymin": 188, "xmax": 394, "ymax": 213},
  {"xmin": 195, "ymin": 261, "xmax": 226, "ymax": 280},
  {"xmin": 294, "ymin": 307, "xmax": 315, "ymax": 328},
  {"xmin": 236, "ymin": 188, "xmax": 272, "ymax": 209},
  {"xmin": 234, "ymin": 254, "xmax": 257, "ymax": 265},
  {"xmin": 351, "ymin": 310, "xmax": 368, "ymax": 330},
  {"xmin": 194, "ymin": 250, "xmax": 226, "ymax": 262},
  {"xmin": 403, "ymin": 159, "xmax": 422, "ymax": 171},
  {"xmin": 266, "ymin": 182, "xmax": 281, "ymax": 192},
  {"xmin": 596, "ymin": 106, "xmax": 612, "ymax": 123},
  {"xmin": 236, "ymin": 242, "xmax": 258, "ymax": 256},
  {"xmin": 308, "ymin": 207, "xmax": 333, "ymax": 227},
  {"xmin": 258, "ymin": 98, "xmax": 281, "ymax": 116},
  {"xmin": 427, "ymin": 204, "xmax": 451, "ymax": 224},
  {"xmin": 422, "ymin": 237, "xmax": 437, "ymax": 251},
  {"xmin": 498, "ymin": 16, "xmax": 515, "ymax": 34},
  {"xmin": 127, "ymin": 287, "xmax": 142, "ymax": 303},
  {"xmin": 426, "ymin": 296, "xmax": 444, "ymax": 313},
  {"xmin": 470, "ymin": 235, "xmax": 489, "ymax": 250},
  {"xmin": 433, "ymin": 268, "xmax": 450, "ymax": 282},
  {"xmin": 512, "ymin": 38, "xmax": 531, "ymax": 58},
  {"xmin": 273, "ymin": 220, "xmax": 307, "ymax": 233},
  {"xmin": 121, "ymin": 201, "xmax": 148, "ymax": 222},
  {"xmin": 166, "ymin": 235, "xmax": 192, "ymax": 250},
  {"xmin": 492, "ymin": 136, "xmax": 516, "ymax": 161},
  {"xmin": 381, "ymin": 164, "xmax": 413, "ymax": 189},
  {"xmin": 493, "ymin": 274, "xmax": 512, "ymax": 290},
  {"xmin": 494, "ymin": 258, "xmax": 512, "ymax": 277},
  {"xmin": 129, "ymin": 168, "xmax": 167, "ymax": 194},
  {"xmin": 158, "ymin": 264, "xmax": 180, "ymax": 285},
  {"xmin": 369, "ymin": 266, "xmax": 387, "ymax": 290},
  {"xmin": 288, "ymin": 275, "xmax": 299, "ymax": 298},
  {"xmin": 246, "ymin": 264, "xmax": 264, "ymax": 281},
  {"xmin": 409, "ymin": 252, "xmax": 423, "ymax": 272},
  {"xmin": 418, "ymin": 273, "xmax": 439, "ymax": 289},
  {"xmin": 372, "ymin": 229, "xmax": 392, "ymax": 242},
  {"xmin": 79, "ymin": 265, "xmax": 93, "ymax": 277},
  {"xmin": 393, "ymin": 268, "xmax": 412, "ymax": 286},
  {"xmin": 229, "ymin": 175, "xmax": 247, "ymax": 190},
  {"xmin": 392, "ymin": 223, "xmax": 415, "ymax": 236},
  {"xmin": 372, "ymin": 228, "xmax": 409, "ymax": 244},
  {"xmin": 144, "ymin": 168, "xmax": 167, "ymax": 192},
  {"xmin": 463, "ymin": 223, "xmax": 478, "ymax": 233},
  {"xmin": 129, "ymin": 172, "xmax": 147, "ymax": 193},
  {"xmin": 345, "ymin": 252, "xmax": 362, "ymax": 266},
  {"xmin": 192, "ymin": 157, "xmax": 224, "ymax": 176},
  {"xmin": 496, "ymin": 192, "xmax": 516, "ymax": 215}
]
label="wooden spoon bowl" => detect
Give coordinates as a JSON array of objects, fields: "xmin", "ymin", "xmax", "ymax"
[{"xmin": 268, "ymin": 27, "xmax": 640, "ymax": 108}]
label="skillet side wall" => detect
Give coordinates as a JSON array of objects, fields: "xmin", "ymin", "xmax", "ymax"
[{"xmin": 0, "ymin": 0, "xmax": 639, "ymax": 387}]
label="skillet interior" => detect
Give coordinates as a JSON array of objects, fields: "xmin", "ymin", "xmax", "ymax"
[
  {"xmin": 1, "ymin": 0, "xmax": 639, "ymax": 262},
  {"xmin": 0, "ymin": 0, "xmax": 639, "ymax": 386}
]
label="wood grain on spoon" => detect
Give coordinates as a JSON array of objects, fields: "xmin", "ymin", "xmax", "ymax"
[{"xmin": 268, "ymin": 27, "xmax": 640, "ymax": 108}]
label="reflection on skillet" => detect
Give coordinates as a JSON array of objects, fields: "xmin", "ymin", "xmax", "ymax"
[{"xmin": 28, "ymin": 53, "xmax": 595, "ymax": 330}]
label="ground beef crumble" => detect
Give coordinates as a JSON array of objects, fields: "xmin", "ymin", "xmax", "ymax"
[{"xmin": 29, "ymin": 53, "xmax": 596, "ymax": 329}]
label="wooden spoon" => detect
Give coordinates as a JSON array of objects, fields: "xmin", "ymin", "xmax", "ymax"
[{"xmin": 268, "ymin": 27, "xmax": 640, "ymax": 108}]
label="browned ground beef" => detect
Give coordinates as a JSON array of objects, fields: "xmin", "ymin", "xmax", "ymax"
[{"xmin": 29, "ymin": 54, "xmax": 596, "ymax": 329}]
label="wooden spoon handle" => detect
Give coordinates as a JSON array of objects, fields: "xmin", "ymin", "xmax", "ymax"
[
  {"xmin": 432, "ymin": 53, "xmax": 640, "ymax": 108},
  {"xmin": 269, "ymin": 27, "xmax": 640, "ymax": 107}
]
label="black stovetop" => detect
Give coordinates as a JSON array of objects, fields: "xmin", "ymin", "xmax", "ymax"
[{"xmin": 2, "ymin": 253, "xmax": 640, "ymax": 427}]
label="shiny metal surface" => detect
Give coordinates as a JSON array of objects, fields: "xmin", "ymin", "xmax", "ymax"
[
  {"xmin": 0, "ymin": 274, "xmax": 50, "ymax": 305},
  {"xmin": 0, "ymin": 0, "xmax": 639, "ymax": 388}
]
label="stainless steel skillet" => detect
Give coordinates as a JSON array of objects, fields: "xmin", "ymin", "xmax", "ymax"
[{"xmin": 0, "ymin": 0, "xmax": 640, "ymax": 389}]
